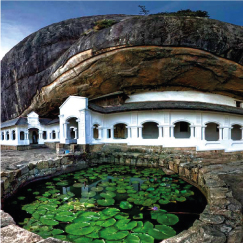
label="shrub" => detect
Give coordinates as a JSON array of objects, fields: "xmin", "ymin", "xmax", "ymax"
[
  {"xmin": 155, "ymin": 9, "xmax": 210, "ymax": 18},
  {"xmin": 93, "ymin": 19, "xmax": 117, "ymax": 30}
]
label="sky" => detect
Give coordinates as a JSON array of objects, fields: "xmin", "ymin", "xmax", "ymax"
[{"xmin": 1, "ymin": 1, "xmax": 243, "ymax": 59}]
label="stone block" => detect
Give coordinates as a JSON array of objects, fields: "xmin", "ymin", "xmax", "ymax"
[
  {"xmin": 199, "ymin": 213, "xmax": 225, "ymax": 224},
  {"xmin": 1, "ymin": 210, "xmax": 16, "ymax": 227},
  {"xmin": 1, "ymin": 225, "xmax": 42, "ymax": 243},
  {"xmin": 226, "ymin": 226, "xmax": 243, "ymax": 243},
  {"xmin": 36, "ymin": 161, "xmax": 49, "ymax": 170}
]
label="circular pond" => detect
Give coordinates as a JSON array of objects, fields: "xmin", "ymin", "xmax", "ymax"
[{"xmin": 3, "ymin": 164, "xmax": 206, "ymax": 243}]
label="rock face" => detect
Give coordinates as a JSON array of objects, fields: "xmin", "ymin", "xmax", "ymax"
[{"xmin": 1, "ymin": 14, "xmax": 243, "ymax": 122}]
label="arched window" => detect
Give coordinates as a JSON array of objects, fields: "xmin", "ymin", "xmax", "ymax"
[
  {"xmin": 1, "ymin": 132, "xmax": 4, "ymax": 140},
  {"xmin": 231, "ymin": 125, "xmax": 242, "ymax": 141},
  {"xmin": 12, "ymin": 130, "xmax": 16, "ymax": 140},
  {"xmin": 6, "ymin": 131, "xmax": 9, "ymax": 140},
  {"xmin": 205, "ymin": 123, "xmax": 219, "ymax": 141},
  {"xmin": 67, "ymin": 118, "xmax": 78, "ymax": 141},
  {"xmin": 114, "ymin": 123, "xmax": 127, "ymax": 139},
  {"xmin": 20, "ymin": 131, "xmax": 25, "ymax": 140},
  {"xmin": 70, "ymin": 127, "xmax": 76, "ymax": 139},
  {"xmin": 43, "ymin": 131, "xmax": 47, "ymax": 140},
  {"xmin": 52, "ymin": 130, "xmax": 56, "ymax": 139},
  {"xmin": 93, "ymin": 124, "xmax": 99, "ymax": 139},
  {"xmin": 142, "ymin": 122, "xmax": 159, "ymax": 139},
  {"xmin": 174, "ymin": 122, "xmax": 191, "ymax": 139}
]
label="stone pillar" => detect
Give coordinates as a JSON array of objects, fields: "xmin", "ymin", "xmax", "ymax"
[
  {"xmin": 241, "ymin": 128, "xmax": 243, "ymax": 140},
  {"xmin": 130, "ymin": 126, "xmax": 138, "ymax": 139},
  {"xmin": 138, "ymin": 126, "xmax": 142, "ymax": 139},
  {"xmin": 25, "ymin": 132, "xmax": 29, "ymax": 140},
  {"xmin": 190, "ymin": 125, "xmax": 195, "ymax": 139},
  {"xmin": 158, "ymin": 125, "xmax": 163, "ymax": 139}
]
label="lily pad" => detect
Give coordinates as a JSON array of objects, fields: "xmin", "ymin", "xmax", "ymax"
[
  {"xmin": 102, "ymin": 208, "xmax": 120, "ymax": 217},
  {"xmin": 120, "ymin": 201, "xmax": 133, "ymax": 209},
  {"xmin": 91, "ymin": 186, "xmax": 104, "ymax": 192},
  {"xmin": 99, "ymin": 227, "xmax": 129, "ymax": 241},
  {"xmin": 73, "ymin": 183, "xmax": 83, "ymax": 188},
  {"xmin": 100, "ymin": 191, "xmax": 116, "ymax": 198},
  {"xmin": 56, "ymin": 181, "xmax": 69, "ymax": 186},
  {"xmin": 157, "ymin": 213, "xmax": 179, "ymax": 225},
  {"xmin": 82, "ymin": 191, "xmax": 96, "ymax": 198},
  {"xmin": 97, "ymin": 198, "xmax": 115, "ymax": 206},
  {"xmin": 115, "ymin": 219, "xmax": 137, "ymax": 231},
  {"xmin": 65, "ymin": 222, "xmax": 95, "ymax": 236},
  {"xmin": 40, "ymin": 215, "xmax": 59, "ymax": 226},
  {"xmin": 55, "ymin": 211, "xmax": 76, "ymax": 222}
]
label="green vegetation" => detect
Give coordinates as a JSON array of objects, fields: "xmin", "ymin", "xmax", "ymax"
[
  {"xmin": 14, "ymin": 164, "xmax": 200, "ymax": 242},
  {"xmin": 93, "ymin": 19, "xmax": 117, "ymax": 30},
  {"xmin": 155, "ymin": 9, "xmax": 210, "ymax": 18}
]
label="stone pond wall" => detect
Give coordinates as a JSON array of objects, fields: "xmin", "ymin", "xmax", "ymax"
[{"xmin": 1, "ymin": 144, "xmax": 243, "ymax": 243}]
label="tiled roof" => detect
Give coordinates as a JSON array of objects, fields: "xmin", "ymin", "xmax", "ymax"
[{"xmin": 88, "ymin": 101, "xmax": 243, "ymax": 115}]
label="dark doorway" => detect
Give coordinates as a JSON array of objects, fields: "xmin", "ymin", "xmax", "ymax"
[{"xmin": 32, "ymin": 131, "xmax": 38, "ymax": 144}]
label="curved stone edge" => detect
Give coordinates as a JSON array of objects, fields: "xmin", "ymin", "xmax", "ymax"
[{"xmin": 1, "ymin": 151, "xmax": 243, "ymax": 243}]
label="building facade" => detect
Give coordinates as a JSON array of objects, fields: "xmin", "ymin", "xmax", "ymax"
[{"xmin": 1, "ymin": 91, "xmax": 243, "ymax": 152}]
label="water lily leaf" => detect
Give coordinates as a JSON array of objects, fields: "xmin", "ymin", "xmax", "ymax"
[
  {"xmin": 158, "ymin": 199, "xmax": 170, "ymax": 204},
  {"xmin": 106, "ymin": 187, "xmax": 116, "ymax": 191},
  {"xmin": 38, "ymin": 231, "xmax": 52, "ymax": 239},
  {"xmin": 100, "ymin": 191, "xmax": 116, "ymax": 198},
  {"xmin": 40, "ymin": 215, "xmax": 59, "ymax": 226},
  {"xmin": 115, "ymin": 219, "xmax": 137, "ymax": 231},
  {"xmin": 73, "ymin": 183, "xmax": 84, "ymax": 188},
  {"xmin": 132, "ymin": 181, "xmax": 139, "ymax": 184},
  {"xmin": 143, "ymin": 199, "xmax": 154, "ymax": 207},
  {"xmin": 132, "ymin": 221, "xmax": 144, "ymax": 233},
  {"xmin": 55, "ymin": 211, "xmax": 76, "ymax": 222},
  {"xmin": 99, "ymin": 227, "xmax": 129, "ymax": 240},
  {"xmin": 120, "ymin": 201, "xmax": 133, "ymax": 210},
  {"xmin": 176, "ymin": 197, "xmax": 186, "ymax": 202},
  {"xmin": 127, "ymin": 190, "xmax": 137, "ymax": 194},
  {"xmin": 80, "ymin": 198, "xmax": 96, "ymax": 204},
  {"xmin": 99, "ymin": 182, "xmax": 110, "ymax": 187},
  {"xmin": 86, "ymin": 226, "xmax": 102, "ymax": 238},
  {"xmin": 133, "ymin": 213, "xmax": 143, "ymax": 220},
  {"xmin": 117, "ymin": 189, "xmax": 127, "ymax": 193},
  {"xmin": 132, "ymin": 233, "xmax": 154, "ymax": 243},
  {"xmin": 23, "ymin": 204, "xmax": 39, "ymax": 214},
  {"xmin": 151, "ymin": 209, "xmax": 167, "ymax": 220},
  {"xmin": 97, "ymin": 198, "xmax": 115, "ymax": 206},
  {"xmin": 82, "ymin": 211, "xmax": 100, "ymax": 220},
  {"xmin": 17, "ymin": 196, "xmax": 26, "ymax": 200},
  {"xmin": 38, "ymin": 204, "xmax": 57, "ymax": 211},
  {"xmin": 101, "ymin": 218, "xmax": 116, "ymax": 227},
  {"xmin": 154, "ymin": 225, "xmax": 176, "ymax": 238},
  {"xmin": 50, "ymin": 229, "xmax": 64, "ymax": 235},
  {"xmin": 65, "ymin": 222, "xmax": 95, "ymax": 236},
  {"xmin": 55, "ymin": 235, "xmax": 67, "ymax": 241},
  {"xmin": 91, "ymin": 186, "xmax": 104, "ymax": 192},
  {"xmin": 157, "ymin": 214, "xmax": 179, "ymax": 225},
  {"xmin": 56, "ymin": 181, "xmax": 69, "ymax": 186},
  {"xmin": 123, "ymin": 234, "xmax": 140, "ymax": 243},
  {"xmin": 82, "ymin": 191, "xmax": 96, "ymax": 198},
  {"xmin": 92, "ymin": 240, "xmax": 105, "ymax": 243},
  {"xmin": 102, "ymin": 208, "xmax": 120, "ymax": 217},
  {"xmin": 146, "ymin": 188, "xmax": 155, "ymax": 191}
]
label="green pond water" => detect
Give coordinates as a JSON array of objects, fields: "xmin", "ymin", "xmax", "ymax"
[{"xmin": 3, "ymin": 164, "xmax": 206, "ymax": 243}]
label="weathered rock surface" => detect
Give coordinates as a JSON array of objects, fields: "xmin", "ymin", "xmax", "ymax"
[
  {"xmin": 1, "ymin": 225, "xmax": 42, "ymax": 243},
  {"xmin": 0, "ymin": 210, "xmax": 16, "ymax": 227},
  {"xmin": 1, "ymin": 15, "xmax": 243, "ymax": 122}
]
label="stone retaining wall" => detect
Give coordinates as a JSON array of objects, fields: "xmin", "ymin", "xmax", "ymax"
[{"xmin": 1, "ymin": 146, "xmax": 243, "ymax": 243}]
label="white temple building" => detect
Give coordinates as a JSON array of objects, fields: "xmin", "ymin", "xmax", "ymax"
[{"xmin": 1, "ymin": 91, "xmax": 243, "ymax": 152}]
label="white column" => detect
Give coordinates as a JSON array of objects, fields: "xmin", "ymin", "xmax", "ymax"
[
  {"xmin": 170, "ymin": 126, "xmax": 174, "ymax": 138},
  {"xmin": 223, "ymin": 127, "xmax": 230, "ymax": 140},
  {"xmin": 111, "ymin": 128, "xmax": 114, "ymax": 139},
  {"xmin": 98, "ymin": 128, "xmax": 102, "ymax": 140},
  {"xmin": 202, "ymin": 126, "xmax": 206, "ymax": 140},
  {"xmin": 158, "ymin": 125, "xmax": 163, "ymax": 139},
  {"xmin": 25, "ymin": 132, "xmax": 29, "ymax": 140},
  {"xmin": 241, "ymin": 128, "xmax": 243, "ymax": 140},
  {"xmin": 64, "ymin": 122, "xmax": 69, "ymax": 139},
  {"xmin": 190, "ymin": 125, "xmax": 195, "ymax": 139},
  {"xmin": 219, "ymin": 127, "xmax": 223, "ymax": 141},
  {"xmin": 138, "ymin": 126, "xmax": 142, "ymax": 139},
  {"xmin": 127, "ymin": 127, "xmax": 131, "ymax": 139},
  {"xmin": 74, "ymin": 128, "xmax": 78, "ymax": 139}
]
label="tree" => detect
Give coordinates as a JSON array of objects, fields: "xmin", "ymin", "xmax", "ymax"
[{"xmin": 138, "ymin": 5, "xmax": 149, "ymax": 15}]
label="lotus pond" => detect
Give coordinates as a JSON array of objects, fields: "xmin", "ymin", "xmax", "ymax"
[{"xmin": 4, "ymin": 164, "xmax": 206, "ymax": 243}]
